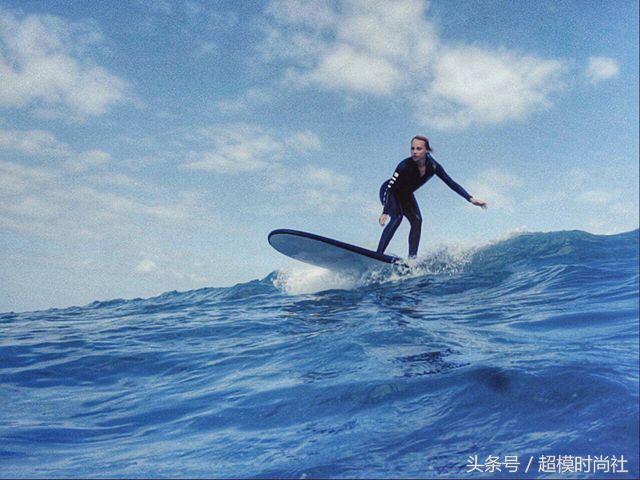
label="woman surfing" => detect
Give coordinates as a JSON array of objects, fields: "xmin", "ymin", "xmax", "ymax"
[{"xmin": 377, "ymin": 135, "xmax": 487, "ymax": 257}]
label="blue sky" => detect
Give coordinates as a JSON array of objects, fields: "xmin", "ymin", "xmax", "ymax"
[{"xmin": 1, "ymin": 0, "xmax": 638, "ymax": 312}]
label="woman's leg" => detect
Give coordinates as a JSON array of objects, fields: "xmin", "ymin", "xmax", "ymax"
[
  {"xmin": 377, "ymin": 214, "xmax": 403, "ymax": 254},
  {"xmin": 404, "ymin": 195, "xmax": 422, "ymax": 257},
  {"xmin": 377, "ymin": 184, "xmax": 403, "ymax": 254}
]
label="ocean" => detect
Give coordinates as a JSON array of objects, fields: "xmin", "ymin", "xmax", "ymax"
[{"xmin": 1, "ymin": 229, "xmax": 638, "ymax": 478}]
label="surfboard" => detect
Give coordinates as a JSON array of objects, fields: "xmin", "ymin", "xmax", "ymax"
[{"xmin": 268, "ymin": 229, "xmax": 399, "ymax": 272}]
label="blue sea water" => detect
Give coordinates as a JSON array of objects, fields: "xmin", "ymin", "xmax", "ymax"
[{"xmin": 1, "ymin": 229, "xmax": 638, "ymax": 478}]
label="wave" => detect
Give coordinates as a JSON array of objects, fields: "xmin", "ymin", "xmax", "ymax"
[
  {"xmin": 273, "ymin": 229, "xmax": 639, "ymax": 297},
  {"xmin": 2, "ymin": 229, "xmax": 636, "ymax": 317}
]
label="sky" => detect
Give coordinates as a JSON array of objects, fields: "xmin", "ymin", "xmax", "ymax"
[{"xmin": 1, "ymin": 0, "xmax": 638, "ymax": 312}]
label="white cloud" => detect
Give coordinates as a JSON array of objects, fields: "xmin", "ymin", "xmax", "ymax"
[
  {"xmin": 183, "ymin": 124, "xmax": 321, "ymax": 173},
  {"xmin": 73, "ymin": 186, "xmax": 191, "ymax": 221},
  {"xmin": 577, "ymin": 189, "xmax": 617, "ymax": 205},
  {"xmin": 421, "ymin": 47, "xmax": 565, "ymax": 129},
  {"xmin": 184, "ymin": 125, "xmax": 280, "ymax": 173},
  {"xmin": 184, "ymin": 1, "xmax": 239, "ymax": 30},
  {"xmin": 215, "ymin": 87, "xmax": 274, "ymax": 114},
  {"xmin": 0, "ymin": 195, "xmax": 61, "ymax": 218},
  {"xmin": 586, "ymin": 56, "xmax": 619, "ymax": 84},
  {"xmin": 259, "ymin": 25, "xmax": 329, "ymax": 65},
  {"xmin": 64, "ymin": 149, "xmax": 112, "ymax": 172},
  {"xmin": 135, "ymin": 258, "xmax": 158, "ymax": 273},
  {"xmin": 268, "ymin": 164, "xmax": 356, "ymax": 214},
  {"xmin": 66, "ymin": 66, "xmax": 127, "ymax": 115},
  {"xmin": 180, "ymin": 122, "xmax": 360, "ymax": 214},
  {"xmin": 0, "ymin": 129, "xmax": 70, "ymax": 156},
  {"xmin": 0, "ymin": 159, "xmax": 57, "ymax": 194},
  {"xmin": 285, "ymin": 130, "xmax": 321, "ymax": 151},
  {"xmin": 0, "ymin": 10, "xmax": 128, "ymax": 117},
  {"xmin": 609, "ymin": 201, "xmax": 637, "ymax": 217},
  {"xmin": 466, "ymin": 168, "xmax": 523, "ymax": 211},
  {"xmin": 184, "ymin": 150, "xmax": 269, "ymax": 173},
  {"xmin": 336, "ymin": 0, "xmax": 436, "ymax": 69},
  {"xmin": 473, "ymin": 169, "xmax": 523, "ymax": 189},
  {"xmin": 525, "ymin": 164, "xmax": 638, "ymax": 234},
  {"xmin": 177, "ymin": 121, "xmax": 356, "ymax": 214},
  {"xmin": 269, "ymin": 164, "xmax": 351, "ymax": 192},
  {"xmin": 527, "ymin": 189, "xmax": 568, "ymax": 207},
  {"xmin": 0, "ymin": 151, "xmax": 216, "ymax": 307},
  {"xmin": 267, "ymin": 0, "xmax": 435, "ymax": 96},
  {"xmin": 0, "ymin": 153, "xmax": 205, "ymax": 244},
  {"xmin": 0, "ymin": 129, "xmax": 124, "ymax": 179},
  {"xmin": 302, "ymin": 165, "xmax": 351, "ymax": 190},
  {"xmin": 581, "ymin": 198, "xmax": 638, "ymax": 234},
  {"xmin": 135, "ymin": 0, "xmax": 173, "ymax": 16},
  {"xmin": 260, "ymin": 0, "xmax": 565, "ymax": 130},
  {"xmin": 266, "ymin": 0, "xmax": 338, "ymax": 30},
  {"xmin": 134, "ymin": 256, "xmax": 209, "ymax": 283},
  {"xmin": 298, "ymin": 43, "xmax": 402, "ymax": 95},
  {"xmin": 85, "ymin": 172, "xmax": 141, "ymax": 188}
]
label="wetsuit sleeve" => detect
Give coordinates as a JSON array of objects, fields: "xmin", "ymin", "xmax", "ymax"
[
  {"xmin": 434, "ymin": 160, "xmax": 472, "ymax": 201},
  {"xmin": 381, "ymin": 163, "xmax": 404, "ymax": 214}
]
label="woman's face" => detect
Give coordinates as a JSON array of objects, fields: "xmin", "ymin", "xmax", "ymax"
[{"xmin": 411, "ymin": 139, "xmax": 428, "ymax": 162}]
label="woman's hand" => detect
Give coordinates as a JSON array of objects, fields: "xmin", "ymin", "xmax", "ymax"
[
  {"xmin": 470, "ymin": 197, "xmax": 488, "ymax": 209},
  {"xmin": 379, "ymin": 213, "xmax": 389, "ymax": 226}
]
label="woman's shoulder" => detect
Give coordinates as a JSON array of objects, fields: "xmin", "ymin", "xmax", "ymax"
[
  {"xmin": 398, "ymin": 157, "xmax": 413, "ymax": 169},
  {"xmin": 426, "ymin": 152, "xmax": 440, "ymax": 168}
]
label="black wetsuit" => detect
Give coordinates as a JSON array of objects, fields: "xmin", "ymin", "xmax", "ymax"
[{"xmin": 377, "ymin": 153, "xmax": 471, "ymax": 257}]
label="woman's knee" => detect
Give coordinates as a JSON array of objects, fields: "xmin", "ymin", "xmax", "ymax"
[
  {"xmin": 409, "ymin": 216, "xmax": 422, "ymax": 229},
  {"xmin": 389, "ymin": 215, "xmax": 403, "ymax": 228}
]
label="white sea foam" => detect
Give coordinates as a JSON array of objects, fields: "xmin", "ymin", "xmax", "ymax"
[
  {"xmin": 273, "ymin": 265, "xmax": 362, "ymax": 294},
  {"xmin": 272, "ymin": 242, "xmax": 479, "ymax": 295}
]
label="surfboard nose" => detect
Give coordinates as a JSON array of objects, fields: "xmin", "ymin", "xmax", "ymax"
[{"xmin": 268, "ymin": 229, "xmax": 397, "ymax": 272}]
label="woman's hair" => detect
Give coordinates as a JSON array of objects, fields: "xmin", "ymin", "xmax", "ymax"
[{"xmin": 411, "ymin": 135, "xmax": 432, "ymax": 152}]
